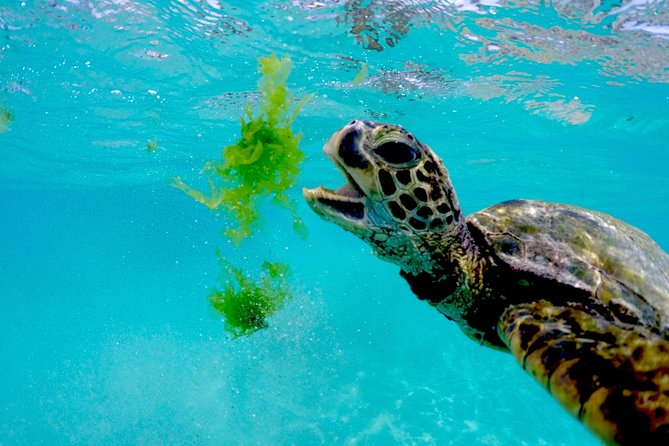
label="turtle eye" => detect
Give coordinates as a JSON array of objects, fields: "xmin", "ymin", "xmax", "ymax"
[{"xmin": 373, "ymin": 141, "xmax": 420, "ymax": 166}]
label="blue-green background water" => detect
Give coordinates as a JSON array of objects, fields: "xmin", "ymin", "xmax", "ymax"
[{"xmin": 1, "ymin": 1, "xmax": 668, "ymax": 444}]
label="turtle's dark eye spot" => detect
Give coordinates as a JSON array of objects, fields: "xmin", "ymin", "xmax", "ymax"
[
  {"xmin": 378, "ymin": 169, "xmax": 396, "ymax": 196},
  {"xmin": 395, "ymin": 170, "xmax": 412, "ymax": 186},
  {"xmin": 437, "ymin": 203, "xmax": 451, "ymax": 214},
  {"xmin": 373, "ymin": 141, "xmax": 419, "ymax": 165},
  {"xmin": 407, "ymin": 134, "xmax": 414, "ymax": 141},
  {"xmin": 414, "ymin": 187, "xmax": 428, "ymax": 202},
  {"xmin": 408, "ymin": 217, "xmax": 427, "ymax": 230},
  {"xmin": 399, "ymin": 194, "xmax": 417, "ymax": 210},
  {"xmin": 388, "ymin": 201, "xmax": 406, "ymax": 220},
  {"xmin": 417, "ymin": 206, "xmax": 433, "ymax": 219},
  {"xmin": 423, "ymin": 160, "xmax": 436, "ymax": 174}
]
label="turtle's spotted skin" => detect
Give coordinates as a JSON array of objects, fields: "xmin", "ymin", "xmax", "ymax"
[{"xmin": 303, "ymin": 120, "xmax": 669, "ymax": 445}]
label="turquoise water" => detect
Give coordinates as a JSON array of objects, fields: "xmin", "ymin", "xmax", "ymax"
[{"xmin": 1, "ymin": 1, "xmax": 669, "ymax": 444}]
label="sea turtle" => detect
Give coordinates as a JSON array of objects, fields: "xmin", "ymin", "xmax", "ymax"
[{"xmin": 303, "ymin": 120, "xmax": 669, "ymax": 445}]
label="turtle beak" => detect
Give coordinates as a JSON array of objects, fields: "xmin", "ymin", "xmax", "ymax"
[
  {"xmin": 302, "ymin": 186, "xmax": 366, "ymax": 228},
  {"xmin": 302, "ymin": 168, "xmax": 367, "ymax": 229},
  {"xmin": 303, "ymin": 123, "xmax": 372, "ymax": 231}
]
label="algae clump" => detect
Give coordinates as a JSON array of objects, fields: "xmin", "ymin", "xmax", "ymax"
[
  {"xmin": 146, "ymin": 139, "xmax": 159, "ymax": 153},
  {"xmin": 173, "ymin": 54, "xmax": 311, "ymax": 337},
  {"xmin": 351, "ymin": 63, "xmax": 369, "ymax": 86},
  {"xmin": 0, "ymin": 106, "xmax": 14, "ymax": 133},
  {"xmin": 173, "ymin": 54, "xmax": 312, "ymax": 244},
  {"xmin": 209, "ymin": 254, "xmax": 292, "ymax": 337}
]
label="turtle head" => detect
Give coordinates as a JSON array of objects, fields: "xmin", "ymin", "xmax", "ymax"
[{"xmin": 303, "ymin": 120, "xmax": 464, "ymax": 273}]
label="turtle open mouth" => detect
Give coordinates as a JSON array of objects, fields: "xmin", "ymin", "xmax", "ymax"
[{"xmin": 303, "ymin": 161, "xmax": 367, "ymax": 221}]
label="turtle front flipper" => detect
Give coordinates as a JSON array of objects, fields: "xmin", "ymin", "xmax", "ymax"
[{"xmin": 498, "ymin": 300, "xmax": 669, "ymax": 445}]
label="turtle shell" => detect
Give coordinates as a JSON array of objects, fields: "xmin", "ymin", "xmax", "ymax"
[{"xmin": 468, "ymin": 199, "xmax": 669, "ymax": 330}]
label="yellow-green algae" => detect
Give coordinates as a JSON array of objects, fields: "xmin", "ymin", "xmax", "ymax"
[
  {"xmin": 0, "ymin": 106, "xmax": 14, "ymax": 133},
  {"xmin": 173, "ymin": 54, "xmax": 311, "ymax": 336},
  {"xmin": 146, "ymin": 139, "xmax": 159, "ymax": 153},
  {"xmin": 350, "ymin": 63, "xmax": 369, "ymax": 86},
  {"xmin": 173, "ymin": 54, "xmax": 312, "ymax": 244},
  {"xmin": 209, "ymin": 253, "xmax": 292, "ymax": 337}
]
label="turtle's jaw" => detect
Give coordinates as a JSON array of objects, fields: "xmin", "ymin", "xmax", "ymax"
[
  {"xmin": 303, "ymin": 185, "xmax": 367, "ymax": 227},
  {"xmin": 303, "ymin": 125, "xmax": 373, "ymax": 232},
  {"xmin": 302, "ymin": 166, "xmax": 369, "ymax": 231}
]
